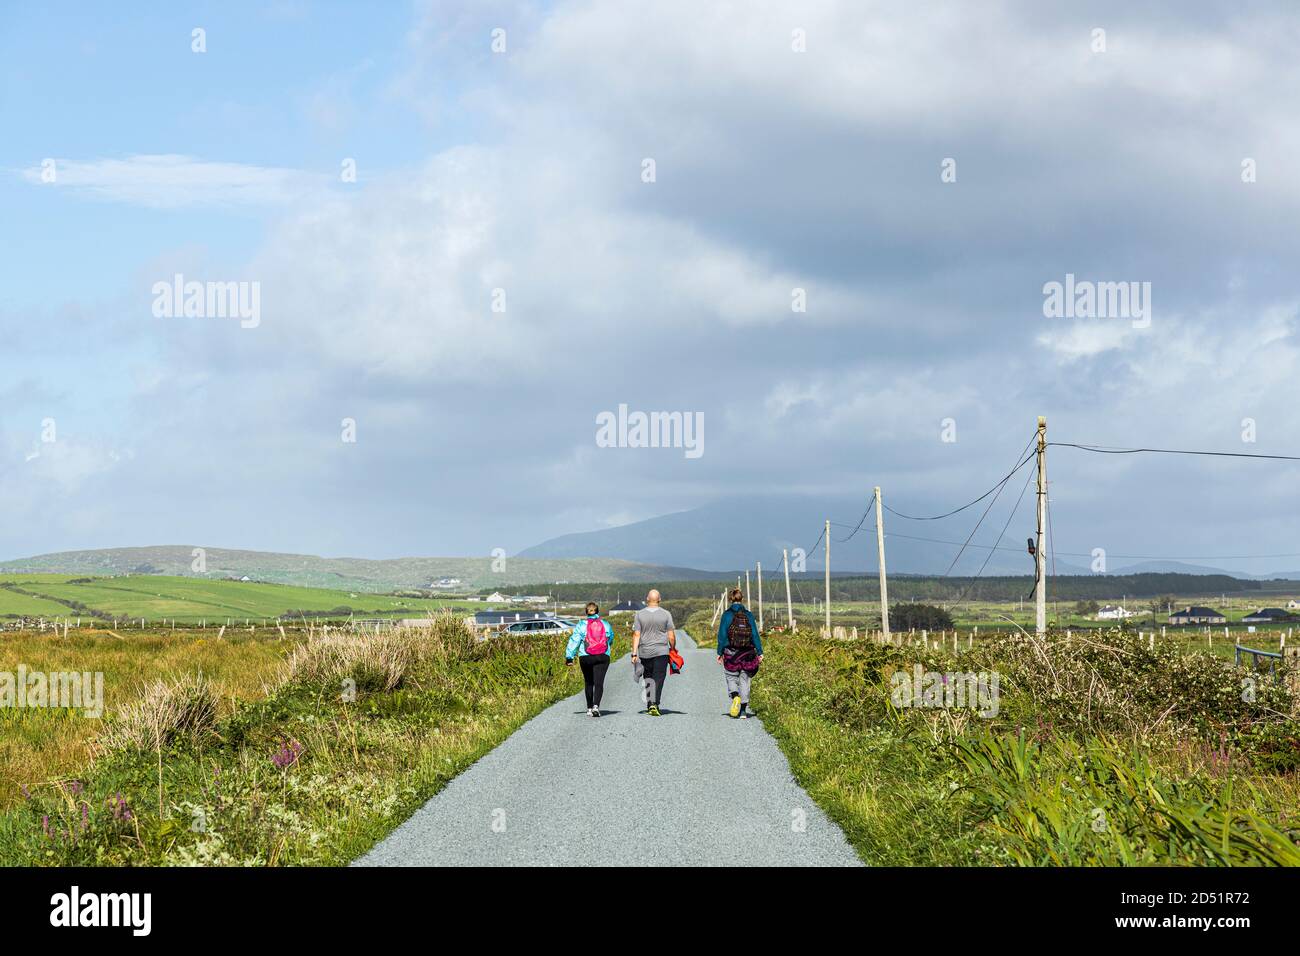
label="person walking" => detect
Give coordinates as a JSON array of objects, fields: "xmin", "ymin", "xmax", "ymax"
[
  {"xmin": 716, "ymin": 587, "xmax": 763, "ymax": 719},
  {"xmin": 631, "ymin": 590, "xmax": 676, "ymax": 716},
  {"xmin": 566, "ymin": 602, "xmax": 613, "ymax": 717}
]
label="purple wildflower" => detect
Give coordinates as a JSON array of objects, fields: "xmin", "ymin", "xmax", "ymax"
[
  {"xmin": 19, "ymin": 784, "xmax": 30, "ymax": 801},
  {"xmin": 271, "ymin": 738, "xmax": 304, "ymax": 770},
  {"xmin": 41, "ymin": 815, "xmax": 51, "ymax": 839},
  {"xmin": 106, "ymin": 792, "xmax": 132, "ymax": 822}
]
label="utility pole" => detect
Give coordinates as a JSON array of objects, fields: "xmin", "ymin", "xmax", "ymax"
[
  {"xmin": 875, "ymin": 486, "xmax": 890, "ymax": 640},
  {"xmin": 1035, "ymin": 415, "xmax": 1048, "ymax": 636},
  {"xmin": 824, "ymin": 519, "xmax": 831, "ymax": 635},
  {"xmin": 745, "ymin": 568, "xmax": 751, "ymax": 602},
  {"xmin": 783, "ymin": 548, "xmax": 793, "ymax": 630},
  {"xmin": 757, "ymin": 562, "xmax": 764, "ymax": 632}
]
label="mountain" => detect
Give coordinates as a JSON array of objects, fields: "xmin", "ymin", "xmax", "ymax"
[
  {"xmin": 0, "ymin": 546, "xmax": 724, "ymax": 592},
  {"xmin": 517, "ymin": 495, "xmax": 1091, "ymax": 576},
  {"xmin": 1111, "ymin": 560, "xmax": 1239, "ymax": 577}
]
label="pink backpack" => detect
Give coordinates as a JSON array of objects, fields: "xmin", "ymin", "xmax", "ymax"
[{"xmin": 584, "ymin": 619, "xmax": 609, "ymax": 655}]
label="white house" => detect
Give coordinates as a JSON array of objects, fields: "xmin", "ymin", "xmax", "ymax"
[
  {"xmin": 1288, "ymin": 600, "xmax": 1300, "ymax": 610},
  {"xmin": 1095, "ymin": 605, "xmax": 1133, "ymax": 620},
  {"xmin": 485, "ymin": 591, "xmax": 509, "ymax": 603}
]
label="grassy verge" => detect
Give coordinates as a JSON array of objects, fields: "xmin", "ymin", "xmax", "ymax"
[
  {"xmin": 753, "ymin": 628, "xmax": 1300, "ymax": 865},
  {"xmin": 0, "ymin": 617, "xmax": 587, "ymax": 865},
  {"xmin": 0, "ymin": 628, "xmax": 290, "ymax": 811}
]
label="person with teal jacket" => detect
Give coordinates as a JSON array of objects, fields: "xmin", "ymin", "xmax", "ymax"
[
  {"xmin": 566, "ymin": 601, "xmax": 614, "ymax": 717},
  {"xmin": 716, "ymin": 588, "xmax": 763, "ymax": 718}
]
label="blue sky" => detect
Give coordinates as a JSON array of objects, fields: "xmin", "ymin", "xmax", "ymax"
[{"xmin": 3, "ymin": 1, "xmax": 1300, "ymax": 574}]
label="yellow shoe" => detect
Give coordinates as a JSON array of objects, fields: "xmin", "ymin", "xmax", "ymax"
[{"xmin": 729, "ymin": 695, "xmax": 742, "ymax": 718}]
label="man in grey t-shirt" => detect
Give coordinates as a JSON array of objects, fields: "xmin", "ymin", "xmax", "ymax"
[{"xmin": 631, "ymin": 590, "xmax": 676, "ymax": 716}]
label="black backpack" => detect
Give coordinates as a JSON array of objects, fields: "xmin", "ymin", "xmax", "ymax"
[{"xmin": 726, "ymin": 608, "xmax": 753, "ymax": 649}]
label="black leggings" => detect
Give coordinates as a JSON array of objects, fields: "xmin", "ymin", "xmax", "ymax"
[
  {"xmin": 579, "ymin": 654, "xmax": 610, "ymax": 707},
  {"xmin": 640, "ymin": 654, "xmax": 669, "ymax": 706}
]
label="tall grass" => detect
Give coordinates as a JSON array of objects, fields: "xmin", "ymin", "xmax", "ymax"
[
  {"xmin": 98, "ymin": 673, "xmax": 219, "ymax": 753},
  {"xmin": 0, "ymin": 628, "xmax": 289, "ymax": 810},
  {"xmin": 0, "ymin": 615, "xmax": 589, "ymax": 865},
  {"xmin": 754, "ymin": 627, "xmax": 1300, "ymax": 866}
]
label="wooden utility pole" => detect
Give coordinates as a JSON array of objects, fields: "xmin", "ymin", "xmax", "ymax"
[
  {"xmin": 1035, "ymin": 415, "xmax": 1048, "ymax": 636},
  {"xmin": 875, "ymin": 486, "xmax": 890, "ymax": 640},
  {"xmin": 745, "ymin": 569, "xmax": 751, "ymax": 603},
  {"xmin": 783, "ymin": 548, "xmax": 793, "ymax": 630},
  {"xmin": 824, "ymin": 519, "xmax": 831, "ymax": 635},
  {"xmin": 757, "ymin": 562, "xmax": 764, "ymax": 632}
]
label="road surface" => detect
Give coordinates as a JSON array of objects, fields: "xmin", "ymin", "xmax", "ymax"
[{"xmin": 353, "ymin": 631, "xmax": 863, "ymax": 866}]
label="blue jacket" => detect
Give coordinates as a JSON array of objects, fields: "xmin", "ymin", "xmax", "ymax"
[
  {"xmin": 717, "ymin": 603, "xmax": 762, "ymax": 655},
  {"xmin": 566, "ymin": 616, "xmax": 615, "ymax": 660}
]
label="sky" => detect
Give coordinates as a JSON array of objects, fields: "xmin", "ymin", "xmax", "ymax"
[{"xmin": 2, "ymin": 0, "xmax": 1299, "ymax": 573}]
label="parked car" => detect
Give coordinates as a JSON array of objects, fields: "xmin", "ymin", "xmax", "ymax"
[{"xmin": 498, "ymin": 618, "xmax": 570, "ymax": 637}]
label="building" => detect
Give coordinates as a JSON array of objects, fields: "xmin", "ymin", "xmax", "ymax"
[
  {"xmin": 1095, "ymin": 605, "xmax": 1133, "ymax": 620},
  {"xmin": 485, "ymin": 592, "xmax": 509, "ymax": 603},
  {"xmin": 1242, "ymin": 608, "xmax": 1293, "ymax": 624},
  {"xmin": 431, "ymin": 577, "xmax": 462, "ymax": 589},
  {"xmin": 1169, "ymin": 606, "xmax": 1226, "ymax": 626},
  {"xmin": 1287, "ymin": 600, "xmax": 1300, "ymax": 610},
  {"xmin": 609, "ymin": 599, "xmax": 647, "ymax": 615}
]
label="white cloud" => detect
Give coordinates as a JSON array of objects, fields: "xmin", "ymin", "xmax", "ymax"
[{"xmin": 20, "ymin": 154, "xmax": 327, "ymax": 208}]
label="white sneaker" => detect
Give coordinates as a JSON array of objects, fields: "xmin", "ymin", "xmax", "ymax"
[
  {"xmin": 592, "ymin": 706, "xmax": 601, "ymax": 718},
  {"xmin": 586, "ymin": 707, "xmax": 594, "ymax": 717}
]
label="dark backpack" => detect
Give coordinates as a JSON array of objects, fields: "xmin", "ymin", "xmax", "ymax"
[{"xmin": 726, "ymin": 608, "xmax": 753, "ymax": 649}]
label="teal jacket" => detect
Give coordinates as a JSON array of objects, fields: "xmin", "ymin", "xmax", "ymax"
[
  {"xmin": 566, "ymin": 616, "xmax": 615, "ymax": 659},
  {"xmin": 717, "ymin": 603, "xmax": 763, "ymax": 655}
]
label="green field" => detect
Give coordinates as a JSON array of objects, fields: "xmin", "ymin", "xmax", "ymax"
[
  {"xmin": 0, "ymin": 546, "xmax": 719, "ymax": 591},
  {"xmin": 0, "ymin": 574, "xmax": 475, "ymax": 624}
]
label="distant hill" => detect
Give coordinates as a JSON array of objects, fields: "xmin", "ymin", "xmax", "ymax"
[
  {"xmin": 0, "ymin": 546, "xmax": 725, "ymax": 592},
  {"xmin": 518, "ymin": 495, "xmax": 1091, "ymax": 576},
  {"xmin": 1112, "ymin": 560, "xmax": 1241, "ymax": 576}
]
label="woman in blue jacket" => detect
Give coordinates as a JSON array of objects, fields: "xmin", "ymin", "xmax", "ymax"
[
  {"xmin": 716, "ymin": 588, "xmax": 763, "ymax": 718},
  {"xmin": 566, "ymin": 602, "xmax": 614, "ymax": 717}
]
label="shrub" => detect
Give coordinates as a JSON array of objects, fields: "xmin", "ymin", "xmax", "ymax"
[
  {"xmin": 282, "ymin": 614, "xmax": 479, "ymax": 693},
  {"xmin": 889, "ymin": 602, "xmax": 954, "ymax": 631},
  {"xmin": 98, "ymin": 673, "xmax": 219, "ymax": 753}
]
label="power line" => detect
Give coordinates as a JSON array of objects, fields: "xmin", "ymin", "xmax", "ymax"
[
  {"xmin": 883, "ymin": 434, "xmax": 1037, "ymax": 521},
  {"xmin": 940, "ymin": 437, "xmax": 1034, "ymax": 577},
  {"xmin": 1049, "ymin": 442, "xmax": 1300, "ymax": 462},
  {"xmin": 879, "ymin": 530, "xmax": 1300, "ymax": 564}
]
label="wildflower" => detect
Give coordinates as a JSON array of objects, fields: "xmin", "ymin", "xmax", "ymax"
[
  {"xmin": 107, "ymin": 792, "xmax": 133, "ymax": 822},
  {"xmin": 271, "ymin": 738, "xmax": 305, "ymax": 770},
  {"xmin": 19, "ymin": 784, "xmax": 30, "ymax": 801},
  {"xmin": 41, "ymin": 815, "xmax": 51, "ymax": 839}
]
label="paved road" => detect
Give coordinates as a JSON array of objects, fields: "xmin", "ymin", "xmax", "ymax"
[{"xmin": 354, "ymin": 631, "xmax": 863, "ymax": 867}]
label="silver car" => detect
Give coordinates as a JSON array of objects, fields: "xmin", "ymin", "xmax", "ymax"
[{"xmin": 498, "ymin": 618, "xmax": 570, "ymax": 637}]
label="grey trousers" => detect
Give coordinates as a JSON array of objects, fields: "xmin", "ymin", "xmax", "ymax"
[{"xmin": 724, "ymin": 668, "xmax": 752, "ymax": 703}]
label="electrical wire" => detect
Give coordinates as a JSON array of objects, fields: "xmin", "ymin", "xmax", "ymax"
[
  {"xmin": 1049, "ymin": 442, "xmax": 1300, "ymax": 462},
  {"xmin": 883, "ymin": 433, "xmax": 1038, "ymax": 521},
  {"xmin": 939, "ymin": 437, "xmax": 1035, "ymax": 577}
]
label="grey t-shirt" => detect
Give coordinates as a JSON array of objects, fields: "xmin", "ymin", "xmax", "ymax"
[{"xmin": 633, "ymin": 606, "xmax": 675, "ymax": 659}]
